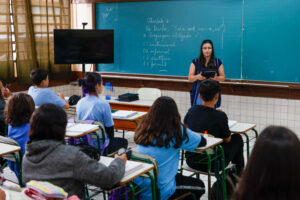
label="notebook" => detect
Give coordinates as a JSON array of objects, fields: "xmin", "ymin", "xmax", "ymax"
[
  {"xmin": 99, "ymin": 157, "xmax": 144, "ymax": 178},
  {"xmin": 66, "ymin": 123, "xmax": 99, "ymax": 133},
  {"xmin": 111, "ymin": 110, "xmax": 138, "ymax": 119}
]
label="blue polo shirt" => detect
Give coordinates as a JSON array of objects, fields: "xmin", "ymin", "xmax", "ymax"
[
  {"xmin": 133, "ymin": 126, "xmax": 202, "ymax": 200},
  {"xmin": 8, "ymin": 123, "xmax": 30, "ymax": 176},
  {"xmin": 28, "ymin": 86, "xmax": 66, "ymax": 107},
  {"xmin": 76, "ymin": 95, "xmax": 114, "ymax": 127}
]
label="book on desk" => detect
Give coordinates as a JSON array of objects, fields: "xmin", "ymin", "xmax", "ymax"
[
  {"xmin": 111, "ymin": 110, "xmax": 138, "ymax": 119},
  {"xmin": 66, "ymin": 123, "xmax": 99, "ymax": 133},
  {"xmin": 99, "ymin": 157, "xmax": 144, "ymax": 178}
]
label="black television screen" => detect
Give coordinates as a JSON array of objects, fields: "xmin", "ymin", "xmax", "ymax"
[{"xmin": 54, "ymin": 29, "xmax": 114, "ymax": 64}]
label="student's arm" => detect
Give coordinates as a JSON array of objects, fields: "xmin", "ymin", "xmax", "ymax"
[
  {"xmin": 73, "ymin": 149, "xmax": 126, "ymax": 189},
  {"xmin": 57, "ymin": 93, "xmax": 70, "ymax": 109},
  {"xmin": 188, "ymin": 63, "xmax": 205, "ymax": 82},
  {"xmin": 223, "ymin": 136, "xmax": 231, "ymax": 143},
  {"xmin": 198, "ymin": 136, "xmax": 207, "ymax": 147},
  {"xmin": 220, "ymin": 112, "xmax": 232, "ymax": 143},
  {"xmin": 105, "ymin": 126, "xmax": 114, "ymax": 140}
]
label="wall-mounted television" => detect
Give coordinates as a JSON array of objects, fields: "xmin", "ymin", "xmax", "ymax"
[{"xmin": 54, "ymin": 29, "xmax": 114, "ymax": 64}]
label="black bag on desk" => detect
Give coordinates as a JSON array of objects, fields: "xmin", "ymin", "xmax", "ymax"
[{"xmin": 118, "ymin": 93, "xmax": 139, "ymax": 102}]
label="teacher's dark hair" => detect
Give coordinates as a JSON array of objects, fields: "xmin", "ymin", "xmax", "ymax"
[
  {"xmin": 134, "ymin": 96, "xmax": 189, "ymax": 149},
  {"xmin": 197, "ymin": 39, "xmax": 216, "ymax": 71},
  {"xmin": 82, "ymin": 72, "xmax": 102, "ymax": 94},
  {"xmin": 232, "ymin": 126, "xmax": 300, "ymax": 200},
  {"xmin": 198, "ymin": 79, "xmax": 220, "ymax": 102},
  {"xmin": 29, "ymin": 103, "xmax": 67, "ymax": 141}
]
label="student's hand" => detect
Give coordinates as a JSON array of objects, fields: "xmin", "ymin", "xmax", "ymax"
[
  {"xmin": 198, "ymin": 72, "xmax": 206, "ymax": 80},
  {"xmin": 57, "ymin": 93, "xmax": 65, "ymax": 100},
  {"xmin": 115, "ymin": 153, "xmax": 127, "ymax": 164},
  {"xmin": 1, "ymin": 87, "xmax": 11, "ymax": 98}
]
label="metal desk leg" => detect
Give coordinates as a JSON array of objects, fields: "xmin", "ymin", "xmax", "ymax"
[
  {"xmin": 217, "ymin": 145, "xmax": 227, "ymax": 200},
  {"xmin": 242, "ymin": 133, "xmax": 250, "ymax": 159}
]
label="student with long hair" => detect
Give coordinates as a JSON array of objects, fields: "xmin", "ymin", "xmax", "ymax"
[
  {"xmin": 232, "ymin": 126, "xmax": 300, "ymax": 200},
  {"xmin": 4, "ymin": 93, "xmax": 35, "ymax": 176},
  {"xmin": 76, "ymin": 72, "xmax": 128, "ymax": 154},
  {"xmin": 22, "ymin": 104, "xmax": 126, "ymax": 199},
  {"xmin": 134, "ymin": 96, "xmax": 206, "ymax": 200},
  {"xmin": 188, "ymin": 39, "xmax": 225, "ymax": 107},
  {"xmin": 0, "ymin": 87, "xmax": 5, "ymax": 135}
]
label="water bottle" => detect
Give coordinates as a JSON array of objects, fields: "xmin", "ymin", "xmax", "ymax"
[{"xmin": 105, "ymin": 82, "xmax": 112, "ymax": 100}]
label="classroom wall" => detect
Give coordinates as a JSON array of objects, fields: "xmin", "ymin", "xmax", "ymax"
[
  {"xmin": 34, "ymin": 84, "xmax": 300, "ymax": 138},
  {"xmin": 71, "ymin": 3, "xmax": 94, "ymax": 72}
]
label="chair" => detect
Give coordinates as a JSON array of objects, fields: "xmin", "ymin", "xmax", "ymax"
[
  {"xmin": 0, "ymin": 136, "xmax": 24, "ymax": 187},
  {"xmin": 137, "ymin": 88, "xmax": 161, "ymax": 101},
  {"xmin": 180, "ymin": 134, "xmax": 228, "ymax": 200}
]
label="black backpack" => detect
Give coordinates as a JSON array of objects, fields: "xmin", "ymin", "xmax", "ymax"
[
  {"xmin": 76, "ymin": 143, "xmax": 100, "ymax": 161},
  {"xmin": 68, "ymin": 95, "xmax": 81, "ymax": 106},
  {"xmin": 209, "ymin": 168, "xmax": 240, "ymax": 200}
]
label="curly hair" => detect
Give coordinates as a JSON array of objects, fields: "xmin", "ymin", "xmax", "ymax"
[{"xmin": 5, "ymin": 93, "xmax": 35, "ymax": 127}]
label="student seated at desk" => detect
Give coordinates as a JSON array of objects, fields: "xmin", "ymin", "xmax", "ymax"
[
  {"xmin": 28, "ymin": 68, "xmax": 69, "ymax": 109},
  {"xmin": 0, "ymin": 80, "xmax": 11, "ymax": 98},
  {"xmin": 184, "ymin": 80, "xmax": 244, "ymax": 175},
  {"xmin": 232, "ymin": 126, "xmax": 300, "ymax": 200},
  {"xmin": 22, "ymin": 104, "xmax": 126, "ymax": 199},
  {"xmin": 133, "ymin": 96, "xmax": 206, "ymax": 200},
  {"xmin": 0, "ymin": 90, "xmax": 5, "ymax": 135},
  {"xmin": 4, "ymin": 93, "xmax": 35, "ymax": 176},
  {"xmin": 76, "ymin": 72, "xmax": 128, "ymax": 154}
]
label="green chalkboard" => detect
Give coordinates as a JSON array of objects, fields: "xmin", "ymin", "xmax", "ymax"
[{"xmin": 95, "ymin": 0, "xmax": 300, "ymax": 82}]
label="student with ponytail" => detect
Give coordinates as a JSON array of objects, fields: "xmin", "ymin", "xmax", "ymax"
[{"xmin": 76, "ymin": 72, "xmax": 128, "ymax": 154}]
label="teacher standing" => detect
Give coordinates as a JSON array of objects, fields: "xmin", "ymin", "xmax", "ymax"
[{"xmin": 188, "ymin": 39, "xmax": 225, "ymax": 107}]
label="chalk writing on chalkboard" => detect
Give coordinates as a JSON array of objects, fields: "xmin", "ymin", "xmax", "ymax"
[{"xmin": 142, "ymin": 17, "xmax": 225, "ymax": 71}]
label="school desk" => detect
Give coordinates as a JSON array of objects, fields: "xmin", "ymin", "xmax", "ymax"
[
  {"xmin": 181, "ymin": 136, "xmax": 227, "ymax": 199},
  {"xmin": 66, "ymin": 123, "xmax": 103, "ymax": 155},
  {"xmin": 112, "ymin": 111, "xmax": 147, "ymax": 132},
  {"xmin": 0, "ymin": 143, "xmax": 21, "ymax": 156},
  {"xmin": 107, "ymin": 98, "xmax": 153, "ymax": 112},
  {"xmin": 230, "ymin": 123, "xmax": 258, "ymax": 158},
  {"xmin": 99, "ymin": 156, "xmax": 156, "ymax": 199}
]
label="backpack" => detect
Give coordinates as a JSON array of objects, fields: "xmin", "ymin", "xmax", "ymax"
[
  {"xmin": 68, "ymin": 95, "xmax": 81, "ymax": 106},
  {"xmin": 209, "ymin": 168, "xmax": 240, "ymax": 200}
]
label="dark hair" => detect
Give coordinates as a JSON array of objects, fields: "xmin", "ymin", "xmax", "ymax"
[
  {"xmin": 197, "ymin": 39, "xmax": 216, "ymax": 71},
  {"xmin": 134, "ymin": 96, "xmax": 188, "ymax": 148},
  {"xmin": 29, "ymin": 103, "xmax": 67, "ymax": 141},
  {"xmin": 5, "ymin": 93, "xmax": 35, "ymax": 127},
  {"xmin": 82, "ymin": 72, "xmax": 102, "ymax": 95},
  {"xmin": 30, "ymin": 68, "xmax": 48, "ymax": 85},
  {"xmin": 232, "ymin": 126, "xmax": 300, "ymax": 200},
  {"xmin": 198, "ymin": 79, "xmax": 220, "ymax": 102}
]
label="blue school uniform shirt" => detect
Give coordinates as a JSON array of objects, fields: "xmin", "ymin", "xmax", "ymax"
[
  {"xmin": 76, "ymin": 95, "xmax": 114, "ymax": 127},
  {"xmin": 28, "ymin": 86, "xmax": 66, "ymax": 107},
  {"xmin": 7, "ymin": 123, "xmax": 30, "ymax": 176},
  {"xmin": 133, "ymin": 126, "xmax": 202, "ymax": 200}
]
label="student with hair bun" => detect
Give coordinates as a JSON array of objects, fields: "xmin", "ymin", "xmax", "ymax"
[{"xmin": 76, "ymin": 72, "xmax": 128, "ymax": 154}]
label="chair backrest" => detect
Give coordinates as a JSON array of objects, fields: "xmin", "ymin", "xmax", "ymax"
[
  {"xmin": 137, "ymin": 88, "xmax": 161, "ymax": 101},
  {"xmin": 130, "ymin": 151, "xmax": 160, "ymax": 199},
  {"xmin": 0, "ymin": 136, "xmax": 24, "ymax": 187}
]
